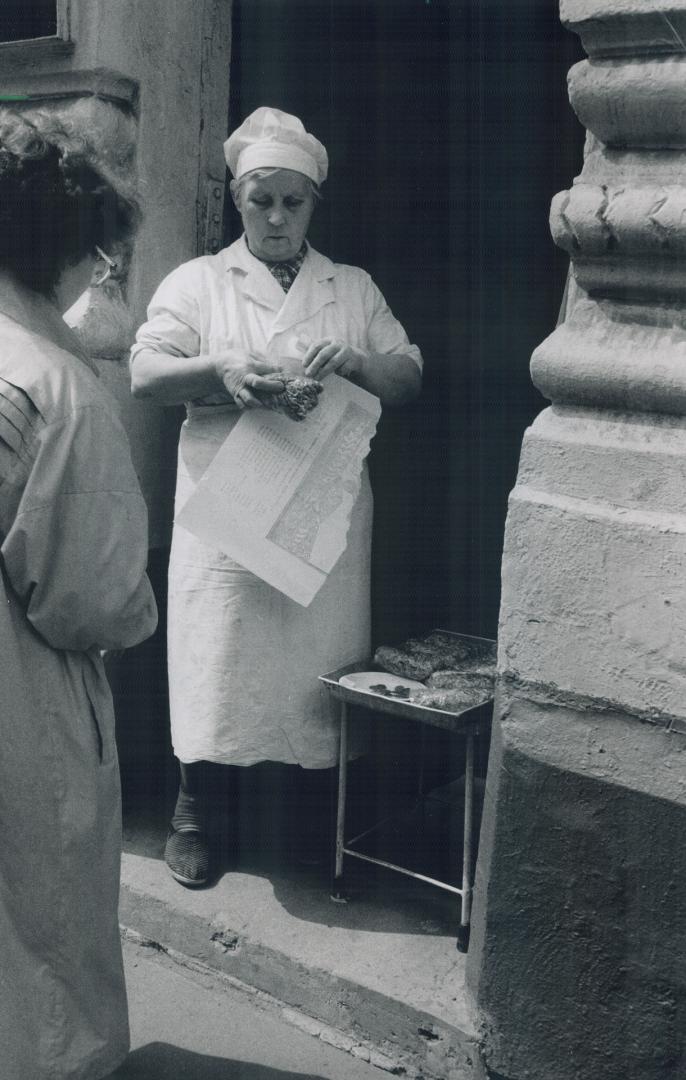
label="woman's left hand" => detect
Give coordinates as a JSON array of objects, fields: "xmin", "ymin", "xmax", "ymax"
[{"xmin": 302, "ymin": 339, "xmax": 366, "ymax": 381}]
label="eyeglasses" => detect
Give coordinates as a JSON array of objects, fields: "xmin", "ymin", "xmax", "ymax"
[{"xmin": 93, "ymin": 246, "xmax": 117, "ymax": 287}]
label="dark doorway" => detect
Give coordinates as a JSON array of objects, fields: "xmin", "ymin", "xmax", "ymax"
[
  {"xmin": 0, "ymin": 0, "xmax": 57, "ymax": 42},
  {"xmin": 228, "ymin": 0, "xmax": 585, "ymax": 645}
]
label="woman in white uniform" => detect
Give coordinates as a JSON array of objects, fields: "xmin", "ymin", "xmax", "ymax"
[
  {"xmin": 0, "ymin": 112, "xmax": 157, "ymax": 1078},
  {"xmin": 131, "ymin": 107, "xmax": 421, "ymax": 887}
]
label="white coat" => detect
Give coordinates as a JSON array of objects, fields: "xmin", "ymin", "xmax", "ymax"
[
  {"xmin": 132, "ymin": 237, "xmax": 421, "ymax": 767},
  {"xmin": 0, "ymin": 288, "xmax": 157, "ymax": 1080}
]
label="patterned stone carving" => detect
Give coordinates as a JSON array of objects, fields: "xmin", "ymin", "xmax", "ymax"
[{"xmin": 505, "ymin": 0, "xmax": 686, "ymax": 701}]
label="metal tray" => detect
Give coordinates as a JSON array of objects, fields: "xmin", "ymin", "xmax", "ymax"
[{"xmin": 319, "ymin": 630, "xmax": 496, "ymax": 733}]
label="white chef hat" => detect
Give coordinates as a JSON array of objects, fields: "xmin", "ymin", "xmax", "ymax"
[{"xmin": 224, "ymin": 107, "xmax": 328, "ymax": 186}]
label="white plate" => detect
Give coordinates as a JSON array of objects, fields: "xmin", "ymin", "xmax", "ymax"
[{"xmin": 338, "ymin": 671, "xmax": 426, "ymax": 698}]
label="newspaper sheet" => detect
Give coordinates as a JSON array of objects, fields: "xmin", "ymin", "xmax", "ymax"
[{"xmin": 175, "ymin": 375, "xmax": 381, "ymax": 607}]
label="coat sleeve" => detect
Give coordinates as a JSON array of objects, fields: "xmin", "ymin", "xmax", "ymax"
[
  {"xmin": 130, "ymin": 262, "xmax": 202, "ymax": 361},
  {"xmin": 1, "ymin": 400, "xmax": 158, "ymax": 652},
  {"xmin": 359, "ymin": 271, "xmax": 423, "ymax": 370}
]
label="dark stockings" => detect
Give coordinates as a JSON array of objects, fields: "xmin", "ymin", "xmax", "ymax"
[
  {"xmin": 297, "ymin": 765, "xmax": 336, "ymax": 820},
  {"xmin": 297, "ymin": 765, "xmax": 337, "ymax": 859},
  {"xmin": 171, "ymin": 761, "xmax": 240, "ymax": 833}
]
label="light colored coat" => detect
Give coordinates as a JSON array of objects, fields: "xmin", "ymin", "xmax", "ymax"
[
  {"xmin": 132, "ymin": 238, "xmax": 421, "ymax": 767},
  {"xmin": 0, "ymin": 290, "xmax": 157, "ymax": 1080}
]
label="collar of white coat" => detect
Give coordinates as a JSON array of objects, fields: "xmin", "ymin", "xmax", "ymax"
[{"xmin": 219, "ymin": 235, "xmax": 337, "ymax": 338}]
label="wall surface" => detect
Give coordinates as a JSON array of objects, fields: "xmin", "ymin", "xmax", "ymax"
[
  {"xmin": 473, "ymin": 688, "xmax": 686, "ymax": 1080},
  {"xmin": 468, "ymin": 3, "xmax": 686, "ymax": 1078}
]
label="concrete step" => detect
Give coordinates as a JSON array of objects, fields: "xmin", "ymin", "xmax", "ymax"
[
  {"xmin": 121, "ymin": 932, "xmax": 398, "ymax": 1077},
  {"xmin": 120, "ymin": 788, "xmax": 483, "ymax": 1080}
]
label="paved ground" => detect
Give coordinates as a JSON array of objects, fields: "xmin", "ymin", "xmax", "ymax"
[
  {"xmin": 114, "ymin": 935, "xmax": 389, "ymax": 1080},
  {"xmin": 116, "ymin": 712, "xmax": 491, "ymax": 1079}
]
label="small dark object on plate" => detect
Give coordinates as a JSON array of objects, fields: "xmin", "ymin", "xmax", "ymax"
[
  {"xmin": 392, "ymin": 686, "xmax": 411, "ymax": 699},
  {"xmin": 258, "ymin": 375, "xmax": 323, "ymax": 421},
  {"xmin": 369, "ymin": 683, "xmax": 412, "ymax": 699}
]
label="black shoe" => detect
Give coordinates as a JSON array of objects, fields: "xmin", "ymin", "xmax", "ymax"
[{"xmin": 164, "ymin": 827, "xmax": 211, "ymax": 888}]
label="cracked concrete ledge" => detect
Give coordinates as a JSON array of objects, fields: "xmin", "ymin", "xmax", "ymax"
[
  {"xmin": 120, "ymin": 854, "xmax": 484, "ymax": 1080},
  {"xmin": 497, "ymin": 672, "xmax": 686, "ymax": 735},
  {"xmin": 122, "ymin": 926, "xmax": 403, "ymax": 1075}
]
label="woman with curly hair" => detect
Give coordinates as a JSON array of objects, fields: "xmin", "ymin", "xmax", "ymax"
[{"xmin": 0, "ymin": 111, "xmax": 157, "ymax": 1080}]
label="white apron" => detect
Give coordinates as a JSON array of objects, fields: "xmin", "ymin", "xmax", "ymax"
[{"xmin": 134, "ymin": 238, "xmax": 421, "ymax": 767}]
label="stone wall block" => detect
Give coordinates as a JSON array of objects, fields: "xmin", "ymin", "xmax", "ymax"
[
  {"xmin": 569, "ymin": 56, "xmax": 686, "ymax": 147},
  {"xmin": 498, "ymin": 403, "xmax": 686, "ymax": 721},
  {"xmin": 517, "ymin": 405, "xmax": 686, "ymax": 515},
  {"xmin": 468, "ymin": 690, "xmax": 686, "ymax": 1080},
  {"xmin": 500, "ymin": 488, "xmax": 686, "ymax": 722}
]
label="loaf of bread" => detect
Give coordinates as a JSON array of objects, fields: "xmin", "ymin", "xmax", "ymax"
[
  {"xmin": 374, "ymin": 632, "xmax": 495, "ymax": 682},
  {"xmin": 426, "ymin": 667, "xmax": 495, "ymax": 689},
  {"xmin": 411, "ymin": 681, "xmax": 493, "ymax": 713},
  {"xmin": 374, "ymin": 641, "xmax": 437, "ymax": 681}
]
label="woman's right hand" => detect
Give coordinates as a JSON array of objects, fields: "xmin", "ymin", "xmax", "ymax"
[{"xmin": 213, "ymin": 352, "xmax": 285, "ymax": 410}]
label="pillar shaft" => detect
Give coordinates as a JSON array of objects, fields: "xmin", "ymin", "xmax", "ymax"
[{"xmin": 468, "ymin": 5, "xmax": 686, "ymax": 1079}]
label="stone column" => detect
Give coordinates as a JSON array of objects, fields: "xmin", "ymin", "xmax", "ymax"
[{"xmin": 467, "ymin": 4, "xmax": 686, "ymax": 1079}]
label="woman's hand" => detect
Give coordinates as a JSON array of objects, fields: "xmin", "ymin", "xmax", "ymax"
[
  {"xmin": 302, "ymin": 339, "xmax": 366, "ymax": 382},
  {"xmin": 213, "ymin": 352, "xmax": 285, "ymax": 409}
]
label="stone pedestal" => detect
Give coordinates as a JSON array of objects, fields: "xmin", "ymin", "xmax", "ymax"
[{"xmin": 467, "ymin": 4, "xmax": 686, "ymax": 1078}]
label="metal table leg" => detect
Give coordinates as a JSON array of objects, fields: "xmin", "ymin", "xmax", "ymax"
[
  {"xmin": 331, "ymin": 701, "xmax": 348, "ymax": 902},
  {"xmin": 417, "ymin": 725, "xmax": 428, "ymax": 799},
  {"xmin": 456, "ymin": 730, "xmax": 474, "ymax": 952}
]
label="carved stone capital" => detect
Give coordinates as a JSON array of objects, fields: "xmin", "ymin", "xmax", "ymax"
[
  {"xmin": 552, "ymin": 183, "xmax": 686, "ymax": 257},
  {"xmin": 550, "ymin": 182, "xmax": 686, "ymax": 299},
  {"xmin": 543, "ymin": 10, "xmax": 686, "ymax": 409},
  {"xmin": 562, "ymin": 0, "xmax": 686, "ymax": 58}
]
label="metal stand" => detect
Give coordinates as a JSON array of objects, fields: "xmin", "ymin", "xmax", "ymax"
[
  {"xmin": 321, "ymin": 633, "xmax": 495, "ymax": 954},
  {"xmin": 332, "ymin": 704, "xmax": 477, "ymax": 951},
  {"xmin": 331, "ymin": 702, "xmax": 349, "ymax": 903},
  {"xmin": 457, "ymin": 731, "xmax": 474, "ymax": 952}
]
